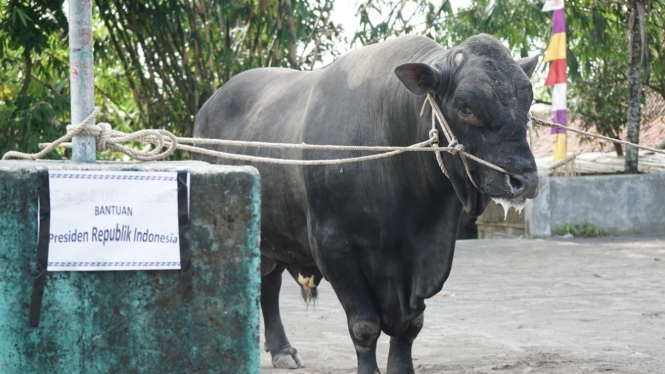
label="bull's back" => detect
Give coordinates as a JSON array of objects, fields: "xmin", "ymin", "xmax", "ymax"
[
  {"xmin": 193, "ymin": 68, "xmax": 319, "ymax": 264},
  {"xmin": 193, "ymin": 36, "xmax": 443, "ymax": 265}
]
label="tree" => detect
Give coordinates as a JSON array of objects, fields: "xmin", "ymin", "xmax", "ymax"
[
  {"xmin": 624, "ymin": 0, "xmax": 656, "ymax": 173},
  {"xmin": 94, "ymin": 0, "xmax": 341, "ymax": 139},
  {"xmin": 645, "ymin": 3, "xmax": 665, "ymax": 100},
  {"xmin": 567, "ymin": 2, "xmax": 628, "ymax": 156},
  {"xmin": 2, "ymin": 0, "xmax": 664, "ymax": 164},
  {"xmin": 0, "ymin": 0, "xmax": 71, "ymax": 159},
  {"xmin": 573, "ymin": 61, "xmax": 628, "ymax": 155},
  {"xmin": 353, "ymin": 0, "xmax": 664, "ymax": 166},
  {"xmin": 1, "ymin": 0, "xmax": 343, "ymax": 159}
]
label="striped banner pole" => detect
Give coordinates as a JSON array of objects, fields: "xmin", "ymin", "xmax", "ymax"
[{"xmin": 543, "ymin": 1, "xmax": 567, "ymax": 161}]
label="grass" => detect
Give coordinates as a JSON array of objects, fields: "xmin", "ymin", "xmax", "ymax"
[{"xmin": 555, "ymin": 221, "xmax": 610, "ymax": 238}]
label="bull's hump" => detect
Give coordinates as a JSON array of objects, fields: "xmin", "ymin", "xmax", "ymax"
[
  {"xmin": 336, "ymin": 35, "xmax": 442, "ymax": 64},
  {"xmin": 236, "ymin": 67, "xmax": 308, "ymax": 87},
  {"xmin": 330, "ymin": 35, "xmax": 444, "ymax": 89}
]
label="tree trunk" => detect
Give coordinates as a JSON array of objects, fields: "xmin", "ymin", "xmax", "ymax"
[
  {"xmin": 18, "ymin": 49, "xmax": 32, "ymax": 97},
  {"xmin": 625, "ymin": 5, "xmax": 642, "ymax": 174},
  {"xmin": 613, "ymin": 142, "xmax": 624, "ymax": 156}
]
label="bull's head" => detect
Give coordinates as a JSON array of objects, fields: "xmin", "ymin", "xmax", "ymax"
[{"xmin": 395, "ymin": 34, "xmax": 539, "ymax": 217}]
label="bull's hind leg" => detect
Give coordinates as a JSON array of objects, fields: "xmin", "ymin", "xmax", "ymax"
[
  {"xmin": 261, "ymin": 258, "xmax": 304, "ymax": 369},
  {"xmin": 386, "ymin": 312, "xmax": 424, "ymax": 374}
]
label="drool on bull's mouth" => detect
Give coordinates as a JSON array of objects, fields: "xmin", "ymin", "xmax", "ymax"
[{"xmin": 491, "ymin": 197, "xmax": 527, "ymax": 220}]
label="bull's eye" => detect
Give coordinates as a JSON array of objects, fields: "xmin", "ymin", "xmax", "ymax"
[{"xmin": 458, "ymin": 107, "xmax": 472, "ymax": 116}]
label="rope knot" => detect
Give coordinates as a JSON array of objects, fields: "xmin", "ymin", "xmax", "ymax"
[
  {"xmin": 428, "ymin": 128, "xmax": 439, "ymax": 142},
  {"xmin": 96, "ymin": 122, "xmax": 112, "ymax": 152},
  {"xmin": 447, "ymin": 138, "xmax": 465, "ymax": 155},
  {"xmin": 446, "ymin": 137, "xmax": 463, "ymax": 154}
]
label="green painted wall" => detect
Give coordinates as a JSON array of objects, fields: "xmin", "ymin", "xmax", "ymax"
[{"xmin": 0, "ymin": 161, "xmax": 260, "ymax": 374}]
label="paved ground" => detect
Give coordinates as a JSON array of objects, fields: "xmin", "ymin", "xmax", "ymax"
[{"xmin": 260, "ymin": 237, "xmax": 665, "ymax": 374}]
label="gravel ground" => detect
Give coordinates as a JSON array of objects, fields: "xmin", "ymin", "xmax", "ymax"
[{"xmin": 260, "ymin": 237, "xmax": 665, "ymax": 374}]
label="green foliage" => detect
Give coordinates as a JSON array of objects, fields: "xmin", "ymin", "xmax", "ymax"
[
  {"xmin": 583, "ymin": 220, "xmax": 602, "ymax": 237},
  {"xmin": 0, "ymin": 0, "xmax": 71, "ymax": 158},
  {"xmin": 567, "ymin": 3, "xmax": 629, "ymax": 155},
  {"xmin": 0, "ymin": 0, "xmax": 68, "ymax": 58},
  {"xmin": 1, "ymin": 0, "xmax": 342, "ymax": 159},
  {"xmin": 555, "ymin": 222, "xmax": 578, "ymax": 236},
  {"xmin": 0, "ymin": 92, "xmax": 70, "ymax": 159},
  {"xmin": 354, "ymin": 1, "xmax": 664, "ymax": 157},
  {"xmin": 645, "ymin": 2, "xmax": 665, "ymax": 101},
  {"xmin": 555, "ymin": 221, "xmax": 608, "ymax": 237},
  {"xmin": 94, "ymin": 0, "xmax": 341, "ymax": 138},
  {"xmin": 2, "ymin": 0, "xmax": 664, "ymax": 162},
  {"xmin": 442, "ymin": 0, "xmax": 663, "ymax": 155},
  {"xmin": 352, "ymin": 0, "xmax": 453, "ymax": 45}
]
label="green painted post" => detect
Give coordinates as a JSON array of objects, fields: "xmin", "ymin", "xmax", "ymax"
[
  {"xmin": 69, "ymin": 0, "xmax": 96, "ymax": 162},
  {"xmin": 0, "ymin": 161, "xmax": 261, "ymax": 373}
]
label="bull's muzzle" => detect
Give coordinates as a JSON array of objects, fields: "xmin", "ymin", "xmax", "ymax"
[{"xmin": 506, "ymin": 170, "xmax": 539, "ymax": 199}]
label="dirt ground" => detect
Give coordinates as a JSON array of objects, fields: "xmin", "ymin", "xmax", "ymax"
[{"xmin": 259, "ymin": 237, "xmax": 665, "ymax": 374}]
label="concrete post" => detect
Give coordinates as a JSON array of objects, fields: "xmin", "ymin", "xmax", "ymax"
[
  {"xmin": 69, "ymin": 0, "xmax": 96, "ymax": 162},
  {"xmin": 524, "ymin": 174, "xmax": 551, "ymax": 238},
  {"xmin": 0, "ymin": 161, "xmax": 261, "ymax": 373}
]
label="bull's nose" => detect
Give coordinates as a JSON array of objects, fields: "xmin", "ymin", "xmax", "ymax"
[{"xmin": 506, "ymin": 171, "xmax": 539, "ymax": 199}]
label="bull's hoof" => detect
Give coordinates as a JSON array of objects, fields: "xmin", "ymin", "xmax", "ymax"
[{"xmin": 269, "ymin": 345, "xmax": 304, "ymax": 369}]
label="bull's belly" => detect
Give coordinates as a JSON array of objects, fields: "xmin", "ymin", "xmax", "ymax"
[
  {"xmin": 259, "ymin": 225, "xmax": 313, "ymax": 266},
  {"xmin": 257, "ymin": 165, "xmax": 314, "ymax": 267}
]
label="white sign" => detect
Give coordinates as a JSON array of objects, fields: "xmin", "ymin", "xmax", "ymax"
[{"xmin": 47, "ymin": 170, "xmax": 183, "ymax": 271}]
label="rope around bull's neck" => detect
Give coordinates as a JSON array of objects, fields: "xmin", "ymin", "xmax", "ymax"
[{"xmin": 4, "ymin": 94, "xmax": 665, "ymax": 186}]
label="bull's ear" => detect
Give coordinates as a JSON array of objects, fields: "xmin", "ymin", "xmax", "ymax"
[
  {"xmin": 395, "ymin": 63, "xmax": 440, "ymax": 95},
  {"xmin": 516, "ymin": 55, "xmax": 539, "ymax": 79}
]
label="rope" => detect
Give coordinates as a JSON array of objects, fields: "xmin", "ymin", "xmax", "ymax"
[
  {"xmin": 1, "ymin": 107, "xmax": 442, "ymax": 164},
  {"xmin": 529, "ymin": 117, "xmax": 665, "ymax": 156},
  {"xmin": 2, "ymin": 107, "xmax": 178, "ymax": 161},
  {"xmin": 527, "ymin": 118, "xmax": 534, "ymax": 151},
  {"xmin": 1, "ymin": 97, "xmax": 499, "ymax": 188},
  {"xmin": 421, "ymin": 93, "xmax": 511, "ymax": 189},
  {"xmin": 4, "ymin": 97, "xmax": 664, "ymax": 187}
]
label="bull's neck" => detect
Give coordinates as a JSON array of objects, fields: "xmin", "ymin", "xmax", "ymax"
[
  {"xmin": 362, "ymin": 44, "xmax": 463, "ymax": 222},
  {"xmin": 399, "ymin": 80, "xmax": 459, "ymax": 190},
  {"xmin": 385, "ymin": 83, "xmax": 464, "ymax": 225}
]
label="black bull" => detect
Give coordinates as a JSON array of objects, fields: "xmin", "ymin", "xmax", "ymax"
[{"xmin": 194, "ymin": 34, "xmax": 540, "ymax": 374}]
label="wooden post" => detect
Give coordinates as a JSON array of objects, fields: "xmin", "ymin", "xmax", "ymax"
[{"xmin": 69, "ymin": 0, "xmax": 96, "ymax": 162}]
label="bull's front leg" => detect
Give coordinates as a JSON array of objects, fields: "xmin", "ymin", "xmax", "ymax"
[
  {"xmin": 261, "ymin": 260, "xmax": 304, "ymax": 369},
  {"xmin": 386, "ymin": 313, "xmax": 424, "ymax": 374},
  {"xmin": 316, "ymin": 244, "xmax": 382, "ymax": 374}
]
